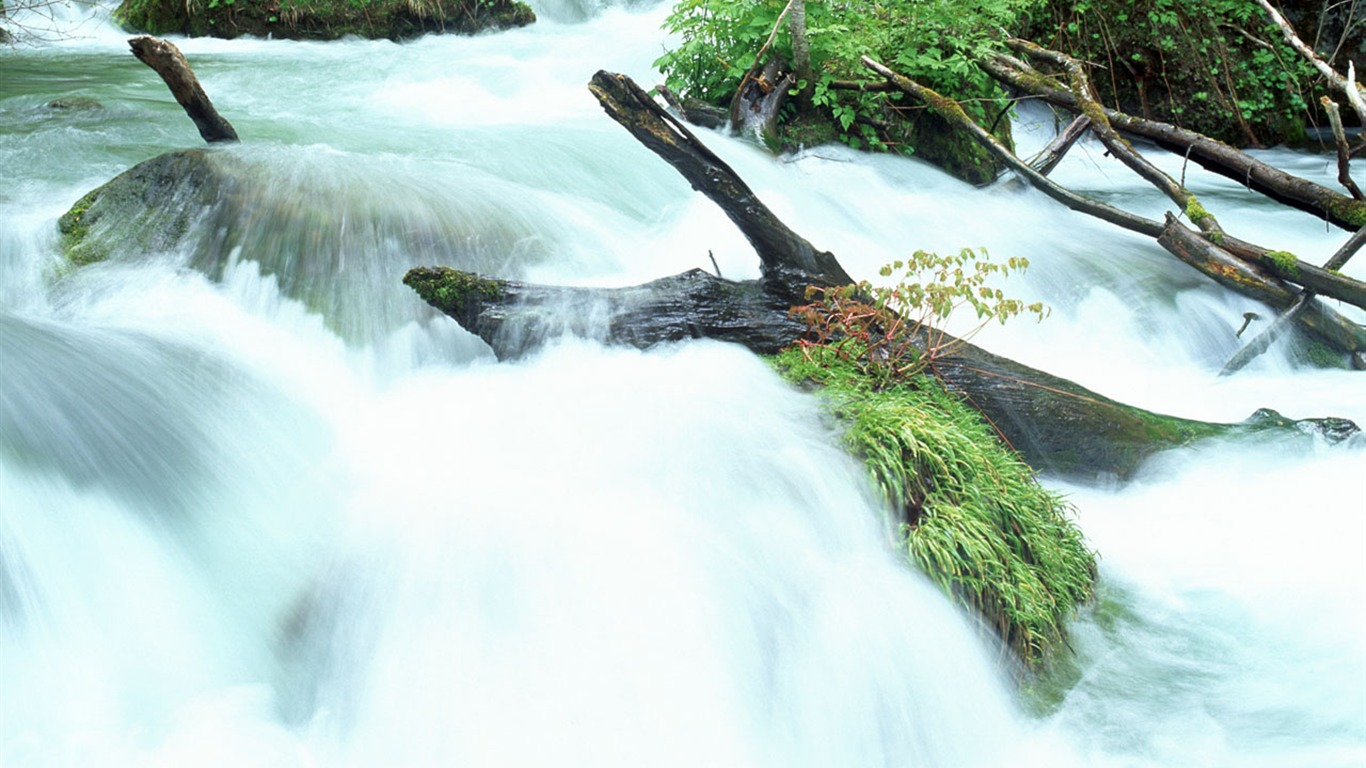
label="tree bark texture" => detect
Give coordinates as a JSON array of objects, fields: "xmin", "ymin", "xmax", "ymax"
[
  {"xmin": 129, "ymin": 36, "xmax": 239, "ymax": 144},
  {"xmin": 861, "ymin": 54, "xmax": 1366, "ymax": 357},
  {"xmin": 981, "ymin": 52, "xmax": 1366, "ymax": 231}
]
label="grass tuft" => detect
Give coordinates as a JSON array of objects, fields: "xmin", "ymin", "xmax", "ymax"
[{"xmin": 771, "ymin": 341, "xmax": 1097, "ymax": 667}]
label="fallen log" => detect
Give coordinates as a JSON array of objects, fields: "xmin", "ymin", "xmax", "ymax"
[
  {"xmin": 129, "ymin": 36, "xmax": 238, "ymax": 144},
  {"xmin": 404, "ymin": 267, "xmax": 805, "ymax": 356},
  {"xmin": 1027, "ymin": 113, "xmax": 1090, "ymax": 175},
  {"xmin": 860, "ymin": 56, "xmax": 1366, "ymax": 358},
  {"xmin": 1157, "ymin": 216, "xmax": 1366, "ymax": 355},
  {"xmin": 404, "ymin": 265, "xmax": 1358, "ymax": 478},
  {"xmin": 981, "ymin": 51, "xmax": 1366, "ymax": 231},
  {"xmin": 405, "ymin": 71, "xmax": 1360, "ymax": 481}
]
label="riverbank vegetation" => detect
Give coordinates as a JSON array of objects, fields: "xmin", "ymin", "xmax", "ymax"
[
  {"xmin": 653, "ymin": 0, "xmax": 1360, "ymax": 182},
  {"xmin": 768, "ymin": 252, "xmax": 1096, "ymax": 665},
  {"xmin": 113, "ymin": 0, "xmax": 533, "ymax": 40}
]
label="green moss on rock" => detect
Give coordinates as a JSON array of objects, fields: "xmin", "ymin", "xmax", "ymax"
[
  {"xmin": 57, "ymin": 188, "xmax": 106, "ymax": 265},
  {"xmin": 47, "ymin": 97, "xmax": 105, "ymax": 111},
  {"xmin": 403, "ymin": 267, "xmax": 503, "ymax": 314},
  {"xmin": 56, "ymin": 148, "xmax": 224, "ymax": 267}
]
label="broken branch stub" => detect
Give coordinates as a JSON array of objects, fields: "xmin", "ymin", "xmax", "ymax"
[{"xmin": 129, "ymin": 36, "xmax": 239, "ymax": 144}]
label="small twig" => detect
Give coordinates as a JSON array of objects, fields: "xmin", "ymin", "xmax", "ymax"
[
  {"xmin": 734, "ymin": 0, "xmax": 797, "ymax": 102},
  {"xmin": 708, "ymin": 249, "xmax": 723, "ymax": 279},
  {"xmin": 1321, "ymin": 96, "xmax": 1364, "ymax": 200}
]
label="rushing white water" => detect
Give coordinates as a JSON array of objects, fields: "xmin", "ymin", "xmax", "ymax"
[{"xmin": 2, "ymin": 2, "xmax": 1363, "ymax": 766}]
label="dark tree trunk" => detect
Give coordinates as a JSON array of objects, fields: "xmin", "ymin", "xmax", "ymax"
[{"xmin": 129, "ymin": 36, "xmax": 239, "ymax": 144}]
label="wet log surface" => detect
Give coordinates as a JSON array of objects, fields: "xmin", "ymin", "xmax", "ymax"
[
  {"xmin": 129, "ymin": 36, "xmax": 239, "ymax": 144},
  {"xmin": 402, "ymin": 74, "xmax": 1359, "ymax": 480}
]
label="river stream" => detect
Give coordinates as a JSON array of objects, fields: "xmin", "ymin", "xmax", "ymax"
[{"xmin": 2, "ymin": 2, "xmax": 1363, "ymax": 765}]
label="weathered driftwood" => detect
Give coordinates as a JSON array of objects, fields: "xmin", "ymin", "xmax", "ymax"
[
  {"xmin": 129, "ymin": 36, "xmax": 238, "ymax": 144},
  {"xmin": 860, "ymin": 55, "xmax": 1366, "ymax": 359},
  {"xmin": 1028, "ymin": 114, "xmax": 1090, "ymax": 175},
  {"xmin": 404, "ymin": 267, "xmax": 806, "ymax": 356},
  {"xmin": 981, "ymin": 51, "xmax": 1366, "ymax": 231},
  {"xmin": 405, "ymin": 71, "xmax": 1360, "ymax": 480}
]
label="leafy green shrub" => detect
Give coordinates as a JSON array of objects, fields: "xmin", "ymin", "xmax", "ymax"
[
  {"xmin": 788, "ymin": 247, "xmax": 1047, "ymax": 385},
  {"xmin": 1024, "ymin": 0, "xmax": 1322, "ymax": 145},
  {"xmin": 655, "ymin": 0, "xmax": 1041, "ymax": 178}
]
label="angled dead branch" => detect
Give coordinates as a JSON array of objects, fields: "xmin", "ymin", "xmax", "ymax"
[
  {"xmin": 129, "ymin": 36, "xmax": 238, "ymax": 144},
  {"xmin": 1256, "ymin": 0, "xmax": 1366, "ymax": 128},
  {"xmin": 982, "ymin": 51, "xmax": 1366, "ymax": 231},
  {"xmin": 1006, "ymin": 38, "xmax": 1226, "ymax": 239},
  {"xmin": 1028, "ymin": 114, "xmax": 1090, "ymax": 175},
  {"xmin": 862, "ymin": 55, "xmax": 1366, "ymax": 359},
  {"xmin": 1321, "ymin": 96, "xmax": 1364, "ymax": 200}
]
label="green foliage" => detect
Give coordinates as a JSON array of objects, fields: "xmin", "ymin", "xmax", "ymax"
[
  {"xmin": 655, "ymin": 0, "xmax": 1040, "ymax": 160},
  {"xmin": 774, "ymin": 249, "xmax": 1087, "ymax": 665},
  {"xmin": 788, "ymin": 248, "xmax": 1047, "ymax": 386},
  {"xmin": 1027, "ymin": 0, "xmax": 1319, "ymax": 145},
  {"xmin": 769, "ymin": 344, "xmax": 1096, "ymax": 665}
]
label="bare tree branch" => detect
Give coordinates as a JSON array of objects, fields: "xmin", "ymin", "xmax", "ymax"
[
  {"xmin": 129, "ymin": 36, "xmax": 239, "ymax": 144},
  {"xmin": 1321, "ymin": 96, "xmax": 1364, "ymax": 199},
  {"xmin": 982, "ymin": 50, "xmax": 1366, "ymax": 231},
  {"xmin": 1256, "ymin": 0, "xmax": 1366, "ymax": 127}
]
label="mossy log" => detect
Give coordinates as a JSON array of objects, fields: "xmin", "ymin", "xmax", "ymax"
[
  {"xmin": 404, "ymin": 267, "xmax": 806, "ymax": 356},
  {"xmin": 405, "ymin": 264, "xmax": 1357, "ymax": 479},
  {"xmin": 861, "ymin": 55, "xmax": 1366, "ymax": 359},
  {"xmin": 981, "ymin": 51, "xmax": 1366, "ymax": 231},
  {"xmin": 405, "ymin": 71, "xmax": 1360, "ymax": 481}
]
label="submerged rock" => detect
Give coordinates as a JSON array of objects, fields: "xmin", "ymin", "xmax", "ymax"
[
  {"xmin": 46, "ymin": 97, "xmax": 105, "ymax": 111},
  {"xmin": 56, "ymin": 146, "xmax": 550, "ymax": 344},
  {"xmin": 59, "ymin": 149, "xmax": 224, "ymax": 267}
]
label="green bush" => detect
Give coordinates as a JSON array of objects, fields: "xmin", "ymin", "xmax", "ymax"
[
  {"xmin": 1024, "ymin": 0, "xmax": 1322, "ymax": 146},
  {"xmin": 655, "ymin": 0, "xmax": 1041, "ymax": 181}
]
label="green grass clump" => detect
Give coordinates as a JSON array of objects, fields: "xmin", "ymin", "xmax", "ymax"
[{"xmin": 771, "ymin": 342, "xmax": 1097, "ymax": 666}]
